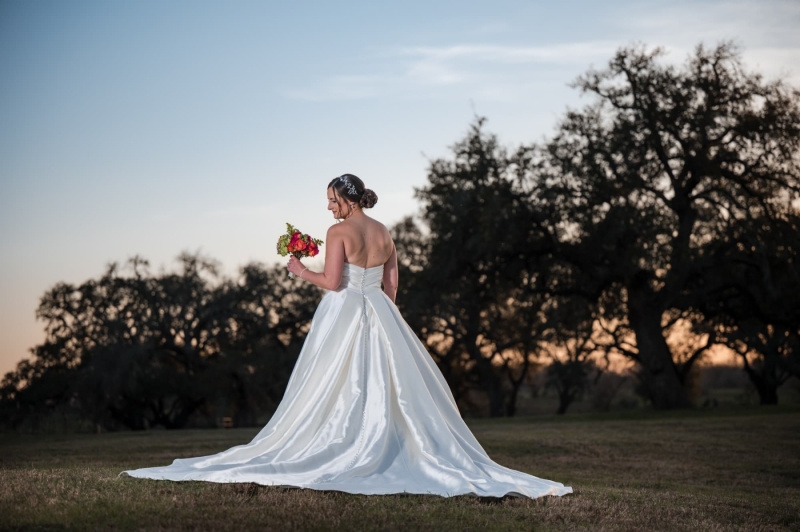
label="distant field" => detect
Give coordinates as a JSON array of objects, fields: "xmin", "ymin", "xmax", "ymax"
[{"xmin": 1, "ymin": 406, "xmax": 799, "ymax": 531}]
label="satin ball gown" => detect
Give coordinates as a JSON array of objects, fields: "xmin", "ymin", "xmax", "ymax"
[{"xmin": 121, "ymin": 263, "xmax": 573, "ymax": 498}]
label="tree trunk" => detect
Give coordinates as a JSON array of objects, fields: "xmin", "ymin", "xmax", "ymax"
[
  {"xmin": 505, "ymin": 396, "xmax": 517, "ymax": 417},
  {"xmin": 466, "ymin": 333, "xmax": 506, "ymax": 417},
  {"xmin": 482, "ymin": 364, "xmax": 506, "ymax": 417},
  {"xmin": 503, "ymin": 357, "xmax": 530, "ymax": 417},
  {"xmin": 628, "ymin": 285, "xmax": 691, "ymax": 409},
  {"xmin": 168, "ymin": 400, "xmax": 202, "ymax": 428},
  {"xmin": 505, "ymin": 379, "xmax": 524, "ymax": 417},
  {"xmin": 556, "ymin": 390, "xmax": 575, "ymax": 415},
  {"xmin": 741, "ymin": 359, "xmax": 780, "ymax": 405},
  {"xmin": 757, "ymin": 385, "xmax": 779, "ymax": 405}
]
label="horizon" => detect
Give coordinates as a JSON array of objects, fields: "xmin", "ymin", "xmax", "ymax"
[{"xmin": 2, "ymin": 0, "xmax": 799, "ymax": 376}]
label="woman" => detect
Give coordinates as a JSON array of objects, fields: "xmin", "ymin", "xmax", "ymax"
[{"xmin": 121, "ymin": 174, "xmax": 573, "ymax": 499}]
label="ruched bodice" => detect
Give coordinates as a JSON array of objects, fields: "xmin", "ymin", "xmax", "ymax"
[{"xmin": 339, "ymin": 263, "xmax": 384, "ymax": 291}]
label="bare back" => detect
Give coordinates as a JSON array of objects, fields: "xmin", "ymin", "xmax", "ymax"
[
  {"xmin": 337, "ymin": 215, "xmax": 394, "ymax": 268},
  {"xmin": 294, "ymin": 208, "xmax": 399, "ymax": 301}
]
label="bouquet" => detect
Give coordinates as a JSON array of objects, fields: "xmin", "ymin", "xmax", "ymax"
[{"xmin": 276, "ymin": 223, "xmax": 324, "ymax": 277}]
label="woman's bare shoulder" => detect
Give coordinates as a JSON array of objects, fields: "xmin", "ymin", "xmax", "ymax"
[
  {"xmin": 365, "ymin": 215, "xmax": 390, "ymax": 233},
  {"xmin": 370, "ymin": 219, "xmax": 394, "ymax": 251},
  {"xmin": 326, "ymin": 222, "xmax": 345, "ymax": 238},
  {"xmin": 377, "ymin": 222, "xmax": 395, "ymax": 247}
]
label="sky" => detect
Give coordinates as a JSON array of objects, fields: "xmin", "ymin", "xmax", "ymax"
[{"xmin": 1, "ymin": 0, "xmax": 799, "ymax": 376}]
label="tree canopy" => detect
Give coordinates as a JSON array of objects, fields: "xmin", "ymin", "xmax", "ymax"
[
  {"xmin": 2, "ymin": 42, "xmax": 799, "ymax": 429},
  {"xmin": 1, "ymin": 254, "xmax": 322, "ymax": 430}
]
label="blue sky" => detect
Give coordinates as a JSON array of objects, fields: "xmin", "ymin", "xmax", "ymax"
[{"xmin": 1, "ymin": 0, "xmax": 799, "ymax": 375}]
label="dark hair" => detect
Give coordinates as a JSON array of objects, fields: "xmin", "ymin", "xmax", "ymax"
[{"xmin": 327, "ymin": 173, "xmax": 378, "ymax": 209}]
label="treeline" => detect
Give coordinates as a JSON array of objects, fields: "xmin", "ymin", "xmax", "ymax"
[
  {"xmin": 2, "ymin": 42, "xmax": 799, "ymax": 430},
  {"xmin": 0, "ymin": 255, "xmax": 323, "ymax": 430}
]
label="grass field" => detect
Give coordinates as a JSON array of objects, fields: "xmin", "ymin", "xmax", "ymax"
[{"xmin": 1, "ymin": 406, "xmax": 799, "ymax": 531}]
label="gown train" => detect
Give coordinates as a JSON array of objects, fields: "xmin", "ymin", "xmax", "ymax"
[{"xmin": 121, "ymin": 263, "xmax": 573, "ymax": 498}]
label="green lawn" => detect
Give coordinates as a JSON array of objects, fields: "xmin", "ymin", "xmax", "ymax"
[{"xmin": 1, "ymin": 407, "xmax": 799, "ymax": 531}]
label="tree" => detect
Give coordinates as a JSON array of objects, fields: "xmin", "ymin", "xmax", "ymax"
[
  {"xmin": 410, "ymin": 119, "xmax": 548, "ymax": 416},
  {"xmin": 218, "ymin": 262, "xmax": 323, "ymax": 424},
  {"xmin": 530, "ymin": 42, "xmax": 800, "ymax": 408},
  {"xmin": 541, "ymin": 297, "xmax": 599, "ymax": 415},
  {"xmin": 697, "ymin": 211, "xmax": 800, "ymax": 403},
  {"xmin": 0, "ymin": 253, "xmax": 323, "ymax": 431},
  {"xmin": 390, "ymin": 216, "xmax": 474, "ymax": 404}
]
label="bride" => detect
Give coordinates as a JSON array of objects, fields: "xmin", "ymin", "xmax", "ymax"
[{"xmin": 121, "ymin": 174, "xmax": 573, "ymax": 499}]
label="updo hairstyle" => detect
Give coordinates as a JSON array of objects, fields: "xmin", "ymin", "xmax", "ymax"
[{"xmin": 327, "ymin": 174, "xmax": 378, "ymax": 209}]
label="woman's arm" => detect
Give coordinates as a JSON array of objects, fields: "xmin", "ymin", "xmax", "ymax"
[
  {"xmin": 382, "ymin": 242, "xmax": 398, "ymax": 303},
  {"xmin": 287, "ymin": 225, "xmax": 345, "ymax": 291}
]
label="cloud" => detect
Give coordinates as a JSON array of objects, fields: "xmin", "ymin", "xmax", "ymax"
[
  {"xmin": 623, "ymin": 0, "xmax": 800, "ymax": 45},
  {"xmin": 284, "ymin": 0, "xmax": 800, "ymax": 103},
  {"xmin": 395, "ymin": 42, "xmax": 619, "ymax": 64},
  {"xmin": 619, "ymin": 0, "xmax": 800, "ymax": 84},
  {"xmin": 284, "ymin": 41, "xmax": 618, "ymax": 102}
]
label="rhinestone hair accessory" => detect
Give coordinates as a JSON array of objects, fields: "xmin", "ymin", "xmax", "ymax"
[{"xmin": 338, "ymin": 175, "xmax": 358, "ymax": 197}]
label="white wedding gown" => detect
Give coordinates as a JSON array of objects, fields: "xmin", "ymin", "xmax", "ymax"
[{"xmin": 121, "ymin": 263, "xmax": 573, "ymax": 498}]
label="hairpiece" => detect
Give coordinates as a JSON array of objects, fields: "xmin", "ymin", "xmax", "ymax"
[{"xmin": 339, "ymin": 175, "xmax": 358, "ymax": 197}]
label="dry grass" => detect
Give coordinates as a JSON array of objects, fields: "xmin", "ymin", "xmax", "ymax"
[{"xmin": 1, "ymin": 406, "xmax": 799, "ymax": 531}]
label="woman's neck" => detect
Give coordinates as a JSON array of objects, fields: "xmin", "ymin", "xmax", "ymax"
[{"xmin": 344, "ymin": 207, "xmax": 365, "ymax": 220}]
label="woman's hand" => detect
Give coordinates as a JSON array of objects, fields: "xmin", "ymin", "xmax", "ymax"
[{"xmin": 287, "ymin": 256, "xmax": 306, "ymax": 278}]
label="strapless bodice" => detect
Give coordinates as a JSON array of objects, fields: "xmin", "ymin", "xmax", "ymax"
[{"xmin": 339, "ymin": 263, "xmax": 384, "ymax": 291}]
